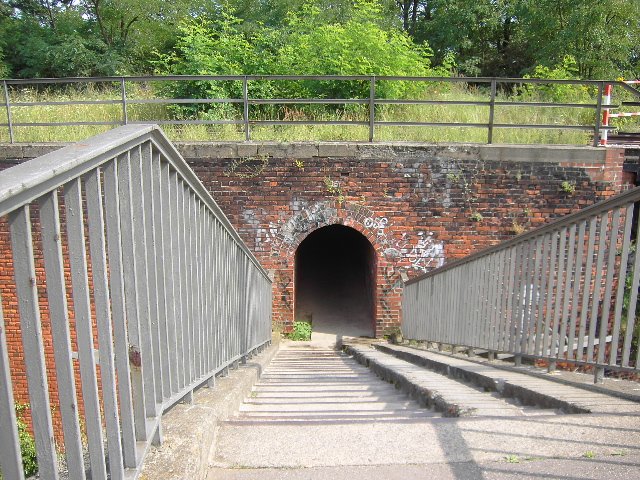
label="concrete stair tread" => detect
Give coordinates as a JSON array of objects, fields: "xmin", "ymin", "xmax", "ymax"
[
  {"xmin": 239, "ymin": 402, "xmax": 418, "ymax": 412},
  {"xmin": 374, "ymin": 343, "xmax": 640, "ymax": 414},
  {"xmin": 234, "ymin": 345, "xmax": 438, "ymax": 425},
  {"xmin": 225, "ymin": 413, "xmax": 439, "ymax": 423},
  {"xmin": 345, "ymin": 345, "xmax": 536, "ymax": 417},
  {"xmin": 234, "ymin": 409, "xmax": 438, "ymax": 418}
]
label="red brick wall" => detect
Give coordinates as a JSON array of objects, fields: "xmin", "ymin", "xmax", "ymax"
[{"xmin": 178, "ymin": 143, "xmax": 629, "ymax": 336}]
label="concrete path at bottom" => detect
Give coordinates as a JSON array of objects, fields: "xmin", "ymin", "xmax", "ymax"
[{"xmin": 209, "ymin": 342, "xmax": 640, "ymax": 479}]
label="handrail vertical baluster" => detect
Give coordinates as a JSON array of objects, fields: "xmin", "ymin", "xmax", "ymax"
[
  {"xmin": 0, "ymin": 296, "xmax": 25, "ymax": 480},
  {"xmin": 243, "ymin": 76, "xmax": 250, "ymax": 141},
  {"xmin": 594, "ymin": 81, "xmax": 604, "ymax": 147},
  {"xmin": 488, "ymin": 79, "xmax": 497, "ymax": 144},
  {"xmin": 121, "ymin": 77, "xmax": 128, "ymax": 125},
  {"xmin": 3, "ymin": 80, "xmax": 14, "ymax": 143},
  {"xmin": 369, "ymin": 76, "xmax": 376, "ymax": 142}
]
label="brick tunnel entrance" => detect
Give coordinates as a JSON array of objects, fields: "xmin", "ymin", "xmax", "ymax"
[{"xmin": 294, "ymin": 225, "xmax": 376, "ymax": 343}]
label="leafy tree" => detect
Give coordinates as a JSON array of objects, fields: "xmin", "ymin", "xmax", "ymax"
[
  {"xmin": 154, "ymin": 0, "xmax": 439, "ymax": 116},
  {"xmin": 395, "ymin": 0, "xmax": 639, "ymax": 79},
  {"xmin": 520, "ymin": 0, "xmax": 640, "ymax": 79},
  {"xmin": 522, "ymin": 56, "xmax": 591, "ymax": 103},
  {"xmin": 406, "ymin": 0, "xmax": 531, "ymax": 77}
]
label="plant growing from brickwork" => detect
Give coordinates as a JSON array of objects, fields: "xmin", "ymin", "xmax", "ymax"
[
  {"xmin": 444, "ymin": 161, "xmax": 484, "ymax": 216},
  {"xmin": 323, "ymin": 176, "xmax": 346, "ymax": 205},
  {"xmin": 469, "ymin": 211, "xmax": 483, "ymax": 222},
  {"xmin": 511, "ymin": 220, "xmax": 526, "ymax": 235},
  {"xmin": 294, "ymin": 159, "xmax": 305, "ymax": 170},
  {"xmin": 224, "ymin": 155, "xmax": 270, "ymax": 178},
  {"xmin": 560, "ymin": 180, "xmax": 576, "ymax": 194}
]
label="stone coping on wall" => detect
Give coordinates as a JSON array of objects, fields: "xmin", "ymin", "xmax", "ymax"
[{"xmin": 0, "ymin": 141, "xmax": 621, "ymax": 164}]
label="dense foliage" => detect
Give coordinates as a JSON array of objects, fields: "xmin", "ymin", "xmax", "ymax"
[
  {"xmin": 287, "ymin": 321, "xmax": 312, "ymax": 341},
  {"xmin": 153, "ymin": 2, "xmax": 447, "ymax": 115},
  {"xmin": 1, "ymin": 0, "xmax": 638, "ymax": 80},
  {"xmin": 16, "ymin": 404, "xmax": 37, "ymax": 477}
]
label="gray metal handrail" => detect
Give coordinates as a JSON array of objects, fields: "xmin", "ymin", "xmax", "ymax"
[
  {"xmin": 2, "ymin": 75, "xmax": 638, "ymax": 146},
  {"xmin": 402, "ymin": 186, "xmax": 640, "ymax": 382},
  {"xmin": 0, "ymin": 124, "xmax": 272, "ymax": 479}
]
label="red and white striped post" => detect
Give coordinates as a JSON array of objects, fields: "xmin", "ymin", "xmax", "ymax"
[
  {"xmin": 601, "ymin": 80, "xmax": 640, "ymax": 146},
  {"xmin": 599, "ymin": 83, "xmax": 612, "ymax": 146}
]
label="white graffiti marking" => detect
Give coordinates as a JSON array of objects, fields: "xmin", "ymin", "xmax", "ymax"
[
  {"xmin": 403, "ymin": 232, "xmax": 445, "ymax": 272},
  {"xmin": 256, "ymin": 222, "xmax": 279, "ymax": 245}
]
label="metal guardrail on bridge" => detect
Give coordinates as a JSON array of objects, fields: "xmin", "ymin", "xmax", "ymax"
[
  {"xmin": 0, "ymin": 125, "xmax": 272, "ymax": 479},
  {"xmin": 1, "ymin": 75, "xmax": 639, "ymax": 145},
  {"xmin": 402, "ymin": 186, "xmax": 640, "ymax": 383}
]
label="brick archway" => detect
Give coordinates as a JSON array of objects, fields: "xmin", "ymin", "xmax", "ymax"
[
  {"xmin": 262, "ymin": 200, "xmax": 430, "ymax": 337},
  {"xmin": 294, "ymin": 224, "xmax": 377, "ymax": 342}
]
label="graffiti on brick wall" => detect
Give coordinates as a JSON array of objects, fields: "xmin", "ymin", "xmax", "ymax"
[
  {"xmin": 248, "ymin": 200, "xmax": 445, "ymax": 273},
  {"xmin": 277, "ymin": 271, "xmax": 293, "ymax": 312},
  {"xmin": 250, "ymin": 200, "xmax": 337, "ymax": 252},
  {"xmin": 363, "ymin": 215, "xmax": 388, "ymax": 235},
  {"xmin": 404, "ymin": 231, "xmax": 445, "ymax": 272}
]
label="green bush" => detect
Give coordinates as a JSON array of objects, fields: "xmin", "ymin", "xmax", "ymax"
[
  {"xmin": 14, "ymin": 404, "xmax": 38, "ymax": 477},
  {"xmin": 153, "ymin": 0, "xmax": 439, "ymax": 119},
  {"xmin": 622, "ymin": 268, "xmax": 640, "ymax": 360},
  {"xmin": 287, "ymin": 321, "xmax": 312, "ymax": 341},
  {"xmin": 522, "ymin": 56, "xmax": 591, "ymax": 103}
]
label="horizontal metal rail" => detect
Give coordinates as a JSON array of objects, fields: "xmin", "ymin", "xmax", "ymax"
[
  {"xmin": 402, "ymin": 186, "xmax": 640, "ymax": 382},
  {"xmin": 0, "ymin": 124, "xmax": 272, "ymax": 479},
  {"xmin": 0, "ymin": 75, "xmax": 637, "ymax": 145}
]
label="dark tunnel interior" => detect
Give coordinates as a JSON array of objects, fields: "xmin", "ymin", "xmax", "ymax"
[{"xmin": 294, "ymin": 225, "xmax": 376, "ymax": 341}]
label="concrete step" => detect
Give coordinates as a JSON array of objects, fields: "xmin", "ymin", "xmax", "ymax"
[
  {"xmin": 244, "ymin": 393, "xmax": 410, "ymax": 402},
  {"xmin": 368, "ymin": 343, "xmax": 640, "ymax": 415},
  {"xmin": 239, "ymin": 400, "xmax": 418, "ymax": 412},
  {"xmin": 237, "ymin": 408, "xmax": 436, "ymax": 418},
  {"xmin": 231, "ymin": 344, "xmax": 438, "ymax": 424},
  {"xmin": 224, "ymin": 411, "xmax": 439, "ymax": 424},
  {"xmin": 344, "ymin": 344, "xmax": 549, "ymax": 417}
]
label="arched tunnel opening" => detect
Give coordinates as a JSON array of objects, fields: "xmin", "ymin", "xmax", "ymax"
[{"xmin": 294, "ymin": 225, "xmax": 376, "ymax": 343}]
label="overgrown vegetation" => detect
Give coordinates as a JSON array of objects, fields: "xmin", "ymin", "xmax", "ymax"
[
  {"xmin": 622, "ymin": 268, "xmax": 640, "ymax": 362},
  {"xmin": 0, "ymin": 1, "xmax": 638, "ymax": 143},
  {"xmin": 15, "ymin": 404, "xmax": 38, "ymax": 477},
  {"xmin": 287, "ymin": 321, "xmax": 312, "ymax": 341},
  {"xmin": 2, "ymin": 0, "xmax": 638, "ymax": 80}
]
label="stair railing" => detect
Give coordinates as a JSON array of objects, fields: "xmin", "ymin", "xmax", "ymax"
[
  {"xmin": 402, "ymin": 186, "xmax": 640, "ymax": 383},
  {"xmin": 0, "ymin": 124, "xmax": 272, "ymax": 479}
]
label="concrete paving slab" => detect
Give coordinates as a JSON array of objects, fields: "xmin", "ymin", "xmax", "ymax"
[
  {"xmin": 212, "ymin": 414, "xmax": 640, "ymax": 470},
  {"xmin": 208, "ymin": 453, "xmax": 640, "ymax": 480}
]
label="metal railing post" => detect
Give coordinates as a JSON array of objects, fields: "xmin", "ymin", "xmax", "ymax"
[
  {"xmin": 243, "ymin": 76, "xmax": 250, "ymax": 141},
  {"xmin": 488, "ymin": 79, "xmax": 497, "ymax": 144},
  {"xmin": 3, "ymin": 80, "xmax": 14, "ymax": 143},
  {"xmin": 120, "ymin": 77, "xmax": 128, "ymax": 125},
  {"xmin": 593, "ymin": 82, "xmax": 604, "ymax": 147},
  {"xmin": 369, "ymin": 76, "xmax": 376, "ymax": 142}
]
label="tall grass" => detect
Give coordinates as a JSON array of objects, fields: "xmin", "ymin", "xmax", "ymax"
[{"xmin": 0, "ymin": 81, "xmax": 635, "ymax": 144}]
